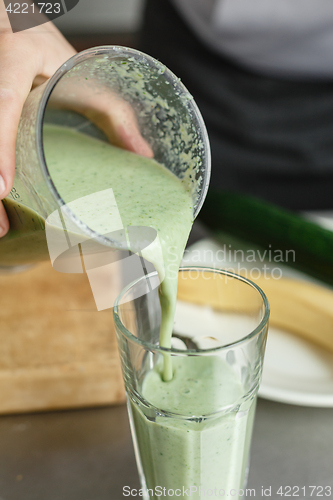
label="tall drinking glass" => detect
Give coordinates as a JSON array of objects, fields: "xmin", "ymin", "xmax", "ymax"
[{"xmin": 113, "ymin": 267, "xmax": 270, "ymax": 500}]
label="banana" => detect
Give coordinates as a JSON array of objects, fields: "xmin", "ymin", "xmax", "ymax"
[{"xmin": 177, "ymin": 270, "xmax": 333, "ymax": 354}]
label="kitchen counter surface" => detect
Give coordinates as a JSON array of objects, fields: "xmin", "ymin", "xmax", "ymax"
[{"xmin": 0, "ymin": 397, "xmax": 332, "ymax": 500}]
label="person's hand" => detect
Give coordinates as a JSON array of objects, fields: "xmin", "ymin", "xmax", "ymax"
[
  {"xmin": 0, "ymin": 5, "xmax": 76, "ymax": 237},
  {"xmin": 49, "ymin": 81, "xmax": 154, "ymax": 158},
  {"xmin": 0, "ymin": 7, "xmax": 153, "ymax": 239}
]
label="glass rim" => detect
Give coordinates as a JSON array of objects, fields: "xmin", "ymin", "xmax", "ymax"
[
  {"xmin": 113, "ymin": 266, "xmax": 270, "ymax": 355},
  {"xmin": 35, "ymin": 45, "xmax": 211, "ymax": 244}
]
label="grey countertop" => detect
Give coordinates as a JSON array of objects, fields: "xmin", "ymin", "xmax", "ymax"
[{"xmin": 0, "ymin": 398, "xmax": 332, "ymax": 500}]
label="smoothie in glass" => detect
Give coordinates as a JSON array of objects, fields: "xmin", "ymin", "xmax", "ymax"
[
  {"xmin": 130, "ymin": 356, "xmax": 256, "ymax": 499},
  {"xmin": 114, "ymin": 268, "xmax": 269, "ymax": 500}
]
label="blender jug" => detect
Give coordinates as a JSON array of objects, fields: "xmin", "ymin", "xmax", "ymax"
[{"xmin": 0, "ymin": 46, "xmax": 211, "ymax": 271}]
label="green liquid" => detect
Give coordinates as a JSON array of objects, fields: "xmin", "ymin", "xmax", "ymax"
[
  {"xmin": 1, "ymin": 126, "xmax": 253, "ymax": 493},
  {"xmin": 0, "ymin": 199, "xmax": 48, "ymax": 266},
  {"xmin": 42, "ymin": 127, "xmax": 253, "ymax": 493},
  {"xmin": 1, "ymin": 125, "xmax": 193, "ymax": 379},
  {"xmin": 43, "ymin": 125, "xmax": 193, "ymax": 380},
  {"xmin": 131, "ymin": 357, "xmax": 255, "ymax": 499}
]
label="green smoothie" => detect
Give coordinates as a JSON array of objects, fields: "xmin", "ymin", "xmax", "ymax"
[
  {"xmin": 1, "ymin": 124, "xmax": 193, "ymax": 378},
  {"xmin": 2, "ymin": 125, "xmax": 254, "ymax": 494},
  {"xmin": 43, "ymin": 125, "xmax": 193, "ymax": 380},
  {"xmin": 0, "ymin": 198, "xmax": 48, "ymax": 266},
  {"xmin": 130, "ymin": 356, "xmax": 256, "ymax": 499}
]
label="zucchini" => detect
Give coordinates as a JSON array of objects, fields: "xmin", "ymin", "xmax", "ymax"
[{"xmin": 199, "ymin": 190, "xmax": 333, "ymax": 286}]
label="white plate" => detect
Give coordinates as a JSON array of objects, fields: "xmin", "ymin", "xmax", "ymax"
[
  {"xmin": 259, "ymin": 327, "xmax": 333, "ymax": 407},
  {"xmin": 260, "ymin": 211, "xmax": 333, "ymax": 407},
  {"xmin": 183, "ymin": 235, "xmax": 333, "ymax": 407}
]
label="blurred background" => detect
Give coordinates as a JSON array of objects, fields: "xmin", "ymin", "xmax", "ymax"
[{"xmin": 53, "ymin": 0, "xmax": 144, "ymax": 50}]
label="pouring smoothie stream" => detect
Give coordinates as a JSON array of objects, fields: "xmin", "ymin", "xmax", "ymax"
[
  {"xmin": 1, "ymin": 123, "xmax": 193, "ymax": 380},
  {"xmin": 43, "ymin": 124, "xmax": 193, "ymax": 380}
]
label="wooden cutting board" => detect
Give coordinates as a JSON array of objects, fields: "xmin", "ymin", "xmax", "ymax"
[{"xmin": 0, "ymin": 262, "xmax": 125, "ymax": 414}]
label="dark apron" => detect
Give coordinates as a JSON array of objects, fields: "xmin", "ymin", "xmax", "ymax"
[{"xmin": 139, "ymin": 0, "xmax": 333, "ymax": 210}]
